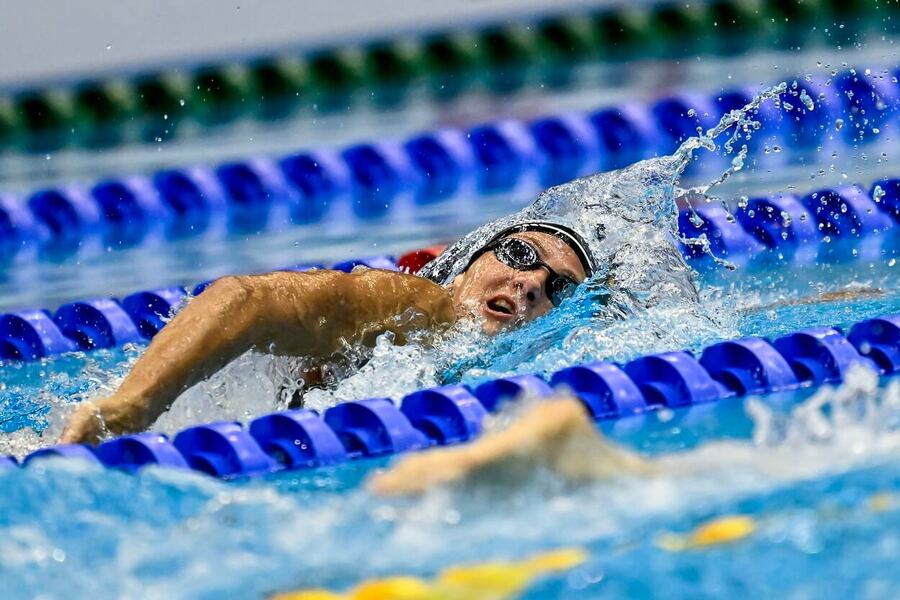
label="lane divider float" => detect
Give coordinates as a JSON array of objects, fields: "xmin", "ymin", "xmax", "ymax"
[
  {"xmin": 6, "ymin": 312, "xmax": 898, "ymax": 478},
  {"xmin": 1, "ymin": 168, "xmax": 898, "ymax": 362},
  {"xmin": 1, "ymin": 65, "xmax": 897, "ymax": 262},
  {"xmin": 1, "ymin": 0, "xmax": 886, "ymax": 154}
]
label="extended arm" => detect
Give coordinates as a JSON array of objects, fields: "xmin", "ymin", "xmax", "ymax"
[
  {"xmin": 367, "ymin": 396, "xmax": 655, "ymax": 496},
  {"xmin": 745, "ymin": 286, "xmax": 885, "ymax": 312},
  {"xmin": 60, "ymin": 269, "xmax": 455, "ymax": 444}
]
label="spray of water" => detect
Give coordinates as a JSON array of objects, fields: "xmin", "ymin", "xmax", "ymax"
[{"xmin": 305, "ymin": 83, "xmax": 790, "ymax": 403}]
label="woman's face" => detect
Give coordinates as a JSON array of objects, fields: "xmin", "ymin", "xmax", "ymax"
[{"xmin": 449, "ymin": 231, "xmax": 587, "ymax": 335}]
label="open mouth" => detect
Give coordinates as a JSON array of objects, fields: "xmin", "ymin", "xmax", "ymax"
[{"xmin": 485, "ymin": 296, "xmax": 517, "ymax": 321}]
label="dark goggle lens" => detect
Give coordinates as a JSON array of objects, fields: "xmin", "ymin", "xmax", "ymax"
[
  {"xmin": 497, "ymin": 238, "xmax": 539, "ymax": 268},
  {"xmin": 548, "ymin": 276, "xmax": 578, "ymax": 306}
]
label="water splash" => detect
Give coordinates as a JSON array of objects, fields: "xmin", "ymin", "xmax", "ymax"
[
  {"xmin": 0, "ymin": 349, "xmax": 141, "ymax": 457},
  {"xmin": 299, "ymin": 83, "xmax": 795, "ymax": 406},
  {"xmin": 664, "ymin": 365, "xmax": 900, "ymax": 491},
  {"xmin": 0, "ymin": 349, "xmax": 316, "ymax": 457},
  {"xmin": 747, "ymin": 363, "xmax": 899, "ymax": 452},
  {"xmin": 423, "ymin": 82, "xmax": 788, "ymax": 287}
]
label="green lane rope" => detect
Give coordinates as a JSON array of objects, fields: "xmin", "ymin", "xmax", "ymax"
[{"xmin": 0, "ymin": 0, "xmax": 895, "ymax": 154}]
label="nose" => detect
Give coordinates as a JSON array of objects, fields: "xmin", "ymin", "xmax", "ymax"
[{"xmin": 512, "ymin": 269, "xmax": 548, "ymax": 307}]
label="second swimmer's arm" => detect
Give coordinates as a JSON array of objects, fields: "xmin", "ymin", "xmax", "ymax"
[
  {"xmin": 60, "ymin": 269, "xmax": 455, "ymax": 443},
  {"xmin": 368, "ymin": 396, "xmax": 656, "ymax": 496}
]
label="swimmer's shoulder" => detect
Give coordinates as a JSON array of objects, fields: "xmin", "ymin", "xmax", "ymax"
[
  {"xmin": 349, "ymin": 268, "xmax": 456, "ymax": 327},
  {"xmin": 270, "ymin": 267, "xmax": 457, "ymax": 329}
]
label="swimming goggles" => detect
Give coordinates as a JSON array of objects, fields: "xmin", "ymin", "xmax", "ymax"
[{"xmin": 481, "ymin": 237, "xmax": 581, "ymax": 307}]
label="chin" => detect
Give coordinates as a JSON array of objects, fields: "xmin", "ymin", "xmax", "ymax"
[
  {"xmin": 480, "ymin": 315, "xmax": 520, "ymax": 336},
  {"xmin": 475, "ymin": 314, "xmax": 501, "ymax": 336}
]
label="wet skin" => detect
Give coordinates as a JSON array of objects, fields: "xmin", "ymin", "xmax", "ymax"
[
  {"xmin": 449, "ymin": 231, "xmax": 588, "ymax": 335},
  {"xmin": 59, "ymin": 232, "xmax": 585, "ymax": 444}
]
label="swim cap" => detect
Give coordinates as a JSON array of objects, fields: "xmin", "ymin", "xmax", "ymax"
[
  {"xmin": 420, "ymin": 166, "xmax": 697, "ymax": 306},
  {"xmin": 420, "ymin": 218, "xmax": 597, "ymax": 287},
  {"xmin": 465, "ymin": 221, "xmax": 596, "ymax": 277},
  {"xmin": 419, "ymin": 174, "xmax": 614, "ymax": 287}
]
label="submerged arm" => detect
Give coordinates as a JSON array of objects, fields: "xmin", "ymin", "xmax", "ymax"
[
  {"xmin": 368, "ymin": 396, "xmax": 655, "ymax": 496},
  {"xmin": 60, "ymin": 269, "xmax": 455, "ymax": 444},
  {"xmin": 743, "ymin": 286, "xmax": 885, "ymax": 313}
]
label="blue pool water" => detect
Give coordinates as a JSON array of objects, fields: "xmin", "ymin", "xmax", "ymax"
[
  {"xmin": 0, "ymin": 253, "xmax": 898, "ymax": 598},
  {"xmin": 3, "ymin": 112, "xmax": 900, "ymax": 598},
  {"xmin": 2, "ymin": 362, "xmax": 899, "ymax": 598},
  {"xmin": 2, "ymin": 24, "xmax": 900, "ymax": 600}
]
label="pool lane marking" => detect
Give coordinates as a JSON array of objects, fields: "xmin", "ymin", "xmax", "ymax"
[{"xmin": 270, "ymin": 547, "xmax": 587, "ymax": 600}]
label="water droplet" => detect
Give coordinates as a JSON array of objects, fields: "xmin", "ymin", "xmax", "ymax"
[
  {"xmin": 835, "ymin": 118, "xmax": 844, "ymax": 131},
  {"xmin": 780, "ymin": 211, "xmax": 793, "ymax": 227},
  {"xmin": 798, "ymin": 90, "xmax": 815, "ymax": 111},
  {"xmin": 179, "ymin": 98, "xmax": 186, "ymax": 106},
  {"xmin": 105, "ymin": 43, "xmax": 112, "ymax": 51}
]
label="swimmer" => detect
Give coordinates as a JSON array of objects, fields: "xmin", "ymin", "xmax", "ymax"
[{"xmin": 60, "ymin": 222, "xmax": 595, "ymax": 444}]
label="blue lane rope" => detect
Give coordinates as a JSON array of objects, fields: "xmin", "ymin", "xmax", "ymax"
[
  {"xmin": 0, "ymin": 66, "xmax": 897, "ymax": 261},
  {"xmin": 0, "ymin": 255, "xmax": 393, "ymax": 361},
  {"xmin": 9, "ymin": 312, "xmax": 900, "ymax": 478},
  {"xmin": 0, "ymin": 172, "xmax": 897, "ymax": 362}
]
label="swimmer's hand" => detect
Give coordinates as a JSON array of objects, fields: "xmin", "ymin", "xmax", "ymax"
[
  {"xmin": 367, "ymin": 396, "xmax": 655, "ymax": 496},
  {"xmin": 59, "ymin": 403, "xmax": 101, "ymax": 445},
  {"xmin": 59, "ymin": 396, "xmax": 142, "ymax": 445}
]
